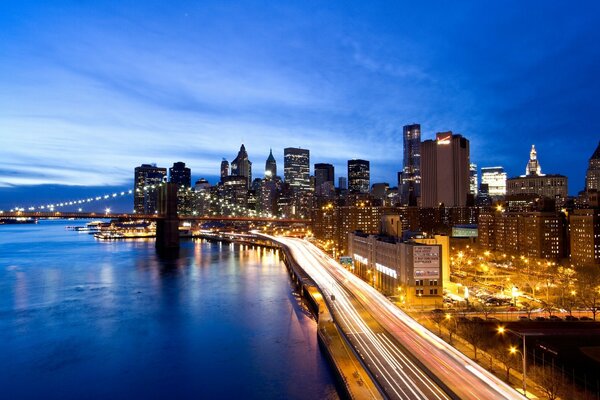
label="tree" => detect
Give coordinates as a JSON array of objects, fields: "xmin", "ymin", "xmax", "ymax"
[
  {"xmin": 489, "ymin": 340, "xmax": 519, "ymax": 382},
  {"xmin": 459, "ymin": 321, "xmax": 488, "ymax": 360},
  {"xmin": 529, "ymin": 364, "xmax": 565, "ymax": 400},
  {"xmin": 443, "ymin": 314, "xmax": 458, "ymax": 345},
  {"xmin": 577, "ymin": 265, "xmax": 600, "ymax": 321},
  {"xmin": 430, "ymin": 312, "xmax": 445, "ymax": 336}
]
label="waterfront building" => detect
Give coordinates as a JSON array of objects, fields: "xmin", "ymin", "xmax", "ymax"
[
  {"xmin": 348, "ymin": 232, "xmax": 443, "ymax": 305},
  {"xmin": 193, "ymin": 178, "xmax": 211, "ymax": 216},
  {"xmin": 169, "ymin": 162, "xmax": 191, "ymax": 188},
  {"xmin": 481, "ymin": 166, "xmax": 507, "ymax": 199},
  {"xmin": 421, "ymin": 132, "xmax": 470, "ymax": 208},
  {"xmin": 338, "ymin": 177, "xmax": 347, "ymax": 191},
  {"xmin": 134, "ymin": 163, "xmax": 167, "ymax": 214},
  {"xmin": 265, "ymin": 149, "xmax": 277, "ymax": 179},
  {"xmin": 506, "ymin": 145, "xmax": 568, "ymax": 206},
  {"xmin": 570, "ymin": 208, "xmax": 600, "ymax": 266},
  {"xmin": 469, "ymin": 163, "xmax": 478, "ymax": 196},
  {"xmin": 231, "ymin": 144, "xmax": 252, "ymax": 189},
  {"xmin": 586, "ymin": 141, "xmax": 600, "ymax": 192},
  {"xmin": 400, "ymin": 124, "xmax": 421, "ymax": 205},
  {"xmin": 348, "ymin": 159, "xmax": 370, "ymax": 194}
]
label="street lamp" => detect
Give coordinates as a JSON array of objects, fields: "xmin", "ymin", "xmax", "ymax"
[{"xmin": 498, "ymin": 326, "xmax": 527, "ymax": 398}]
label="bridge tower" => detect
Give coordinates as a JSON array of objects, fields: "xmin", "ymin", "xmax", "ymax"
[{"xmin": 155, "ymin": 182, "xmax": 180, "ymax": 251}]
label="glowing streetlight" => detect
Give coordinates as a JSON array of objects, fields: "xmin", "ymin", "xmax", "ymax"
[
  {"xmin": 105, "ymin": 208, "xmax": 111, "ymax": 215},
  {"xmin": 498, "ymin": 326, "xmax": 528, "ymax": 398}
]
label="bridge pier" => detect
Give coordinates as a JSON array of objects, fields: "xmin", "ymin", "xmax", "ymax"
[{"xmin": 156, "ymin": 183, "xmax": 180, "ymax": 252}]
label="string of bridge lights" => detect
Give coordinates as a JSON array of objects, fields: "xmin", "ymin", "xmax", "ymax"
[{"xmin": 7, "ymin": 182, "xmax": 281, "ymax": 219}]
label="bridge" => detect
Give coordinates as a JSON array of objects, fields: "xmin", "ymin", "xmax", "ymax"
[
  {"xmin": 0, "ymin": 211, "xmax": 305, "ymax": 224},
  {"xmin": 2, "ymin": 183, "xmax": 307, "ymax": 252}
]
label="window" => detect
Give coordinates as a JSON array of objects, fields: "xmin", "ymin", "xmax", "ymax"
[
  {"xmin": 430, "ymin": 289, "xmax": 438, "ymax": 295},
  {"xmin": 429, "ymin": 280, "xmax": 438, "ymax": 286},
  {"xmin": 416, "ymin": 289, "xmax": 424, "ymax": 295},
  {"xmin": 415, "ymin": 280, "xmax": 423, "ymax": 286}
]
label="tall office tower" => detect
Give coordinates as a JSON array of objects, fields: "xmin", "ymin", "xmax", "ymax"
[
  {"xmin": 315, "ymin": 163, "xmax": 334, "ymax": 186},
  {"xmin": 339, "ymin": 177, "xmax": 347, "ymax": 190},
  {"xmin": 469, "ymin": 163, "xmax": 478, "ymax": 196},
  {"xmin": 134, "ymin": 164, "xmax": 167, "ymax": 214},
  {"xmin": 283, "ymin": 147, "xmax": 310, "ymax": 192},
  {"xmin": 169, "ymin": 162, "xmax": 191, "ymax": 187},
  {"xmin": 507, "ymin": 145, "xmax": 567, "ymax": 206},
  {"xmin": 220, "ymin": 158, "xmax": 229, "ymax": 182},
  {"xmin": 526, "ymin": 144, "xmax": 542, "ymax": 176},
  {"xmin": 231, "ymin": 144, "xmax": 252, "ymax": 189},
  {"xmin": 481, "ymin": 166, "xmax": 507, "ymax": 198},
  {"xmin": 586, "ymin": 140, "xmax": 600, "ymax": 192},
  {"xmin": 420, "ymin": 132, "xmax": 470, "ymax": 208},
  {"xmin": 400, "ymin": 124, "xmax": 421, "ymax": 205},
  {"xmin": 169, "ymin": 162, "xmax": 192, "ymax": 215},
  {"xmin": 265, "ymin": 149, "xmax": 277, "ymax": 179},
  {"xmin": 348, "ymin": 159, "xmax": 370, "ymax": 193}
]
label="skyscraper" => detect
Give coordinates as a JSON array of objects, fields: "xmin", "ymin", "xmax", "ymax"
[
  {"xmin": 481, "ymin": 166, "xmax": 507, "ymax": 198},
  {"xmin": 586, "ymin": 140, "xmax": 600, "ymax": 192},
  {"xmin": 339, "ymin": 177, "xmax": 347, "ymax": 190},
  {"xmin": 420, "ymin": 132, "xmax": 470, "ymax": 208},
  {"xmin": 284, "ymin": 147, "xmax": 310, "ymax": 192},
  {"xmin": 134, "ymin": 164, "xmax": 167, "ymax": 214},
  {"xmin": 401, "ymin": 124, "xmax": 421, "ymax": 205},
  {"xmin": 220, "ymin": 158, "xmax": 229, "ymax": 182},
  {"xmin": 348, "ymin": 159, "xmax": 370, "ymax": 194},
  {"xmin": 169, "ymin": 162, "xmax": 191, "ymax": 187},
  {"xmin": 231, "ymin": 144, "xmax": 252, "ymax": 189},
  {"xmin": 506, "ymin": 145, "xmax": 567, "ymax": 205},
  {"xmin": 265, "ymin": 149, "xmax": 277, "ymax": 178},
  {"xmin": 314, "ymin": 163, "xmax": 335, "ymax": 198},
  {"xmin": 525, "ymin": 145, "xmax": 542, "ymax": 176},
  {"xmin": 469, "ymin": 163, "xmax": 478, "ymax": 196}
]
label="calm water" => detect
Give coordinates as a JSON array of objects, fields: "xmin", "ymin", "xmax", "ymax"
[{"xmin": 0, "ymin": 220, "xmax": 338, "ymax": 400}]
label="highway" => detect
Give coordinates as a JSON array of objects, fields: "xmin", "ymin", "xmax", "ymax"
[{"xmin": 270, "ymin": 236, "xmax": 524, "ymax": 400}]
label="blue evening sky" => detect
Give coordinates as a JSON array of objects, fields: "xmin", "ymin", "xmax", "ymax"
[{"xmin": 1, "ymin": 1, "xmax": 599, "ymax": 209}]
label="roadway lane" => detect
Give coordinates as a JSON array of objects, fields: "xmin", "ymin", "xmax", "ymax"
[
  {"xmin": 273, "ymin": 236, "xmax": 451, "ymax": 400},
  {"xmin": 272, "ymin": 236, "xmax": 524, "ymax": 400}
]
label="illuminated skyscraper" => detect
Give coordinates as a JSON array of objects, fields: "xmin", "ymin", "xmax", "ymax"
[
  {"xmin": 231, "ymin": 144, "xmax": 252, "ymax": 189},
  {"xmin": 284, "ymin": 147, "xmax": 310, "ymax": 192},
  {"xmin": 401, "ymin": 124, "xmax": 421, "ymax": 205},
  {"xmin": 586, "ymin": 140, "xmax": 600, "ymax": 192},
  {"xmin": 481, "ymin": 166, "xmax": 506, "ymax": 198},
  {"xmin": 420, "ymin": 132, "xmax": 470, "ymax": 207},
  {"xmin": 348, "ymin": 159, "xmax": 370, "ymax": 194},
  {"xmin": 265, "ymin": 149, "xmax": 277, "ymax": 179},
  {"xmin": 506, "ymin": 145, "xmax": 567, "ymax": 205},
  {"xmin": 134, "ymin": 163, "xmax": 167, "ymax": 214},
  {"xmin": 169, "ymin": 162, "xmax": 191, "ymax": 188},
  {"xmin": 469, "ymin": 163, "xmax": 478, "ymax": 196},
  {"xmin": 314, "ymin": 163, "xmax": 334, "ymax": 196}
]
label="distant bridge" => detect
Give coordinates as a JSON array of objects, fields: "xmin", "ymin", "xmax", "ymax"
[{"xmin": 0, "ymin": 210, "xmax": 306, "ymax": 224}]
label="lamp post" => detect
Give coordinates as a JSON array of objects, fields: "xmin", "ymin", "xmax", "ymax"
[{"xmin": 498, "ymin": 326, "xmax": 527, "ymax": 397}]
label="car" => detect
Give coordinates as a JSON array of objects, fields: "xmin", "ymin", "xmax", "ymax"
[
  {"xmin": 549, "ymin": 315, "xmax": 563, "ymax": 321},
  {"xmin": 486, "ymin": 317, "xmax": 501, "ymax": 322},
  {"xmin": 471, "ymin": 317, "xmax": 485, "ymax": 323},
  {"xmin": 518, "ymin": 316, "xmax": 531, "ymax": 321},
  {"xmin": 580, "ymin": 316, "xmax": 593, "ymax": 321},
  {"xmin": 432, "ymin": 309, "xmax": 445, "ymax": 314},
  {"xmin": 535, "ymin": 316, "xmax": 547, "ymax": 321},
  {"xmin": 565, "ymin": 315, "xmax": 579, "ymax": 321}
]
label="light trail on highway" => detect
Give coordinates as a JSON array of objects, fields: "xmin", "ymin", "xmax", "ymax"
[{"xmin": 268, "ymin": 236, "xmax": 525, "ymax": 400}]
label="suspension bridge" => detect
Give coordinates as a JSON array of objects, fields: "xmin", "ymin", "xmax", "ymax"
[{"xmin": 2, "ymin": 182, "xmax": 307, "ymax": 251}]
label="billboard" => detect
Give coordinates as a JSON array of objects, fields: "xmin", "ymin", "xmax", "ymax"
[{"xmin": 413, "ymin": 246, "xmax": 440, "ymax": 279}]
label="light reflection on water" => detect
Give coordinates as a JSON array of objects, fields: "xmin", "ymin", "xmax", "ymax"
[{"xmin": 0, "ymin": 220, "xmax": 339, "ymax": 400}]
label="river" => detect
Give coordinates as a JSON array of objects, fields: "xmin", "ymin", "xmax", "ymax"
[{"xmin": 0, "ymin": 220, "xmax": 339, "ymax": 399}]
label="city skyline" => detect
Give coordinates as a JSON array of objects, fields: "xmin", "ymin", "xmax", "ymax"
[{"xmin": 2, "ymin": 1, "xmax": 600, "ymax": 202}]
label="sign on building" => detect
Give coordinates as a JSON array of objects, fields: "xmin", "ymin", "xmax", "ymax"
[{"xmin": 413, "ymin": 246, "xmax": 440, "ymax": 279}]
